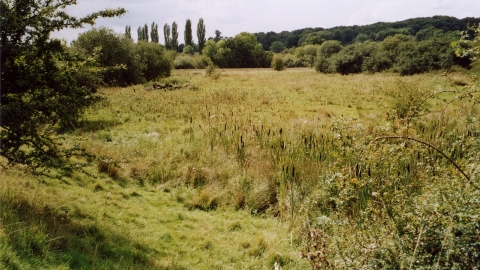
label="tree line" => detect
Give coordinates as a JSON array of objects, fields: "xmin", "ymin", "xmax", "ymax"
[
  {"xmin": 254, "ymin": 16, "xmax": 480, "ymax": 50},
  {"xmin": 127, "ymin": 18, "xmax": 206, "ymax": 54}
]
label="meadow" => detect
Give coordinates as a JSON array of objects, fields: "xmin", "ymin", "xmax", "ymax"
[{"xmin": 1, "ymin": 68, "xmax": 479, "ymax": 269}]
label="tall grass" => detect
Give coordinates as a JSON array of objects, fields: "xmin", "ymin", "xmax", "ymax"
[{"xmin": 2, "ymin": 68, "xmax": 478, "ymax": 268}]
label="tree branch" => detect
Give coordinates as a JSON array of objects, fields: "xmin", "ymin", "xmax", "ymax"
[{"xmin": 373, "ymin": 136, "xmax": 471, "ymax": 182}]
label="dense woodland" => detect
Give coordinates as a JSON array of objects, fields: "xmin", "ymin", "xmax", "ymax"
[{"xmin": 254, "ymin": 16, "xmax": 480, "ymax": 49}]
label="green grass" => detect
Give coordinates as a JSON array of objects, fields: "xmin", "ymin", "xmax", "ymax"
[{"xmin": 1, "ymin": 68, "xmax": 479, "ymax": 269}]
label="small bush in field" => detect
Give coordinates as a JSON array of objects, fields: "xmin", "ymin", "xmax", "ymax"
[
  {"xmin": 205, "ymin": 62, "xmax": 220, "ymax": 79},
  {"xmin": 174, "ymin": 55, "xmax": 197, "ymax": 69},
  {"xmin": 271, "ymin": 54, "xmax": 285, "ymax": 71}
]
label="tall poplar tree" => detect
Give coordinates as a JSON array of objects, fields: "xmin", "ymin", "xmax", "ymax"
[
  {"xmin": 143, "ymin": 23, "xmax": 149, "ymax": 42},
  {"xmin": 184, "ymin": 19, "xmax": 193, "ymax": 47},
  {"xmin": 197, "ymin": 18, "xmax": 206, "ymax": 53},
  {"xmin": 125, "ymin": 25, "xmax": 131, "ymax": 39},
  {"xmin": 171, "ymin": 21, "xmax": 179, "ymax": 51},
  {"xmin": 137, "ymin": 26, "xmax": 143, "ymax": 41},
  {"xmin": 163, "ymin": 23, "xmax": 171, "ymax": 49},
  {"xmin": 150, "ymin": 22, "xmax": 159, "ymax": 43}
]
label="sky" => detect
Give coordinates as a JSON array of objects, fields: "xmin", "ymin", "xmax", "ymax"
[{"xmin": 51, "ymin": 0, "xmax": 480, "ymax": 44}]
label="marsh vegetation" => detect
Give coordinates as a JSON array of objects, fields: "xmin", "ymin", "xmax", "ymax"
[{"xmin": 2, "ymin": 68, "xmax": 479, "ymax": 269}]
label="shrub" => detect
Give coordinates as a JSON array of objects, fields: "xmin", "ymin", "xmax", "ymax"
[
  {"xmin": 205, "ymin": 62, "xmax": 221, "ymax": 79},
  {"xmin": 174, "ymin": 55, "xmax": 198, "ymax": 69},
  {"xmin": 183, "ymin": 45, "xmax": 194, "ymax": 55},
  {"xmin": 283, "ymin": 54, "xmax": 305, "ymax": 68},
  {"xmin": 269, "ymin": 41, "xmax": 286, "ymax": 53},
  {"xmin": 314, "ymin": 56, "xmax": 334, "ymax": 73},
  {"xmin": 271, "ymin": 54, "xmax": 285, "ymax": 71},
  {"xmin": 137, "ymin": 41, "xmax": 172, "ymax": 80},
  {"xmin": 73, "ymin": 28, "xmax": 172, "ymax": 85},
  {"xmin": 362, "ymin": 51, "xmax": 393, "ymax": 73},
  {"xmin": 317, "ymin": 40, "xmax": 343, "ymax": 58}
]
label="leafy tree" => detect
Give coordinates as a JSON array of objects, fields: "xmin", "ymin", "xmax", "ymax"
[
  {"xmin": 269, "ymin": 41, "xmax": 286, "ymax": 53},
  {"xmin": 150, "ymin": 22, "xmax": 159, "ymax": 43},
  {"xmin": 227, "ymin": 32, "xmax": 266, "ymax": 68},
  {"xmin": 355, "ymin": 33, "xmax": 369, "ymax": 43},
  {"xmin": 178, "ymin": 43, "xmax": 185, "ymax": 53},
  {"xmin": 330, "ymin": 44, "xmax": 366, "ymax": 74},
  {"xmin": 302, "ymin": 34, "xmax": 324, "ymax": 46},
  {"xmin": 396, "ymin": 38, "xmax": 453, "ymax": 75},
  {"xmin": 183, "ymin": 45, "xmax": 194, "ymax": 55},
  {"xmin": 203, "ymin": 32, "xmax": 270, "ymax": 68},
  {"xmin": 73, "ymin": 27, "xmax": 144, "ymax": 86},
  {"xmin": 163, "ymin": 23, "xmax": 171, "ymax": 49},
  {"xmin": 214, "ymin": 30, "xmax": 223, "ymax": 42},
  {"xmin": 202, "ymin": 39, "xmax": 232, "ymax": 68},
  {"xmin": 125, "ymin": 25, "xmax": 132, "ymax": 40},
  {"xmin": 184, "ymin": 19, "xmax": 193, "ymax": 47},
  {"xmin": 171, "ymin": 21, "xmax": 179, "ymax": 51},
  {"xmin": 197, "ymin": 18, "xmax": 206, "ymax": 53},
  {"xmin": 73, "ymin": 27, "xmax": 172, "ymax": 84},
  {"xmin": 0, "ymin": 0, "xmax": 125, "ymax": 170},
  {"xmin": 202, "ymin": 39, "xmax": 218, "ymax": 59},
  {"xmin": 137, "ymin": 24, "xmax": 149, "ymax": 42},
  {"xmin": 317, "ymin": 40, "xmax": 343, "ymax": 57},
  {"xmin": 136, "ymin": 41, "xmax": 172, "ymax": 79},
  {"xmin": 314, "ymin": 41, "xmax": 343, "ymax": 73},
  {"xmin": 143, "ymin": 23, "xmax": 149, "ymax": 42},
  {"xmin": 137, "ymin": 26, "xmax": 142, "ymax": 41}
]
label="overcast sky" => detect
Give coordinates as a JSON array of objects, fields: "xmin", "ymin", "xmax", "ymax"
[{"xmin": 52, "ymin": 0, "xmax": 480, "ymax": 44}]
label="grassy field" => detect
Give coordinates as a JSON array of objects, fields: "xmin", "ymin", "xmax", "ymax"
[{"xmin": 1, "ymin": 68, "xmax": 479, "ymax": 269}]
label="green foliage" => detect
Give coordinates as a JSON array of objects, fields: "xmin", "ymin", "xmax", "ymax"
[
  {"xmin": 269, "ymin": 41, "xmax": 286, "ymax": 53},
  {"xmin": 171, "ymin": 22, "xmax": 179, "ymax": 51},
  {"xmin": 202, "ymin": 32, "xmax": 269, "ymax": 68},
  {"xmin": 293, "ymin": 45, "xmax": 319, "ymax": 67},
  {"xmin": 137, "ymin": 41, "xmax": 172, "ymax": 80},
  {"xmin": 302, "ymin": 34, "xmax": 324, "ymax": 46},
  {"xmin": 396, "ymin": 38, "xmax": 454, "ymax": 75},
  {"xmin": 73, "ymin": 27, "xmax": 142, "ymax": 85},
  {"xmin": 173, "ymin": 54, "xmax": 207, "ymax": 69},
  {"xmin": 182, "ymin": 45, "xmax": 194, "ymax": 55},
  {"xmin": 73, "ymin": 28, "xmax": 172, "ymax": 85},
  {"xmin": 0, "ymin": 0, "xmax": 126, "ymax": 170},
  {"xmin": 205, "ymin": 61, "xmax": 220, "ymax": 79},
  {"xmin": 355, "ymin": 33, "xmax": 370, "ymax": 43},
  {"xmin": 197, "ymin": 18, "xmax": 206, "ymax": 53},
  {"xmin": 137, "ymin": 24, "xmax": 149, "ymax": 42},
  {"xmin": 163, "ymin": 23, "xmax": 171, "ymax": 50},
  {"xmin": 314, "ymin": 41, "xmax": 343, "ymax": 73},
  {"xmin": 253, "ymin": 16, "xmax": 480, "ymax": 50},
  {"xmin": 314, "ymin": 32, "xmax": 454, "ymax": 75},
  {"xmin": 125, "ymin": 25, "xmax": 132, "ymax": 40},
  {"xmin": 214, "ymin": 30, "xmax": 223, "ymax": 42},
  {"xmin": 271, "ymin": 54, "xmax": 285, "ymax": 71},
  {"xmin": 317, "ymin": 40, "xmax": 343, "ymax": 57},
  {"xmin": 150, "ymin": 22, "xmax": 159, "ymax": 43},
  {"xmin": 283, "ymin": 53, "xmax": 305, "ymax": 68},
  {"xmin": 455, "ymin": 23, "xmax": 480, "ymax": 70},
  {"xmin": 184, "ymin": 19, "xmax": 193, "ymax": 47}
]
